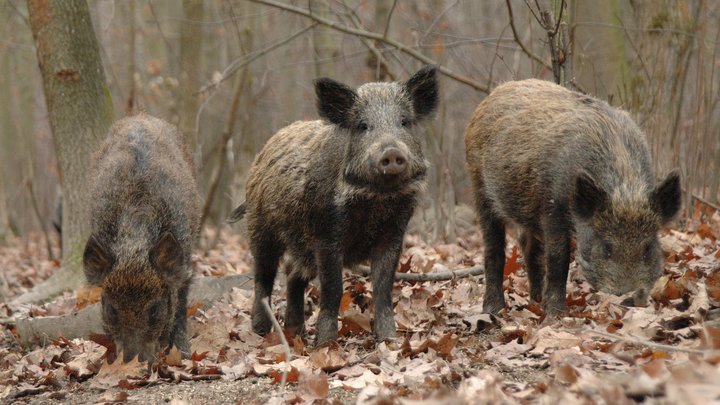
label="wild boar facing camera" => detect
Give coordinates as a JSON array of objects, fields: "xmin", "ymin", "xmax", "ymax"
[
  {"xmin": 465, "ymin": 79, "xmax": 681, "ymax": 316},
  {"xmin": 83, "ymin": 114, "xmax": 200, "ymax": 364},
  {"xmin": 230, "ymin": 65, "xmax": 439, "ymax": 345}
]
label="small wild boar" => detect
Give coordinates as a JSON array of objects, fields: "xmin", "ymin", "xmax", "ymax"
[
  {"xmin": 83, "ymin": 114, "xmax": 201, "ymax": 363},
  {"xmin": 230, "ymin": 66, "xmax": 439, "ymax": 344},
  {"xmin": 465, "ymin": 79, "xmax": 681, "ymax": 316}
]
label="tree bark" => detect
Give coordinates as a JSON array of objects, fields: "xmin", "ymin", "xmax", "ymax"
[
  {"xmin": 178, "ymin": 0, "xmax": 205, "ymax": 155},
  {"xmin": 20, "ymin": 0, "xmax": 114, "ymax": 304}
]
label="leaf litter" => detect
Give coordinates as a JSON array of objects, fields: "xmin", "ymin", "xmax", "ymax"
[{"xmin": 0, "ymin": 210, "xmax": 719, "ymax": 403}]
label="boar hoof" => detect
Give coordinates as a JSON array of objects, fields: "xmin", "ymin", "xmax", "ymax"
[
  {"xmin": 173, "ymin": 337, "xmax": 191, "ymax": 359},
  {"xmin": 373, "ymin": 320, "xmax": 396, "ymax": 342},
  {"xmin": 251, "ymin": 311, "xmax": 273, "ymax": 336},
  {"xmin": 482, "ymin": 298, "xmax": 505, "ymax": 314},
  {"xmin": 542, "ymin": 299, "xmax": 567, "ymax": 318},
  {"xmin": 529, "ymin": 287, "xmax": 543, "ymax": 304}
]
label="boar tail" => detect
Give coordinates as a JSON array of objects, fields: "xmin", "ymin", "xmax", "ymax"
[{"xmin": 227, "ymin": 202, "xmax": 247, "ymax": 223}]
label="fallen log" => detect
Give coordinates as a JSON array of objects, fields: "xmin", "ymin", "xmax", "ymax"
[
  {"xmin": 353, "ymin": 264, "xmax": 484, "ymax": 282},
  {"xmin": 15, "ymin": 274, "xmax": 253, "ymax": 346}
]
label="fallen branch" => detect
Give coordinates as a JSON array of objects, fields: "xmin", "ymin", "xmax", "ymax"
[
  {"xmin": 589, "ymin": 330, "xmax": 706, "ymax": 355},
  {"xmin": 691, "ymin": 193, "xmax": 720, "ymax": 211},
  {"xmin": 14, "ymin": 274, "xmax": 253, "ymax": 346},
  {"xmin": 260, "ymin": 297, "xmax": 290, "ymax": 391},
  {"xmin": 354, "ymin": 264, "xmax": 484, "ymax": 281},
  {"xmin": 249, "ymin": 0, "xmax": 489, "ymax": 93}
]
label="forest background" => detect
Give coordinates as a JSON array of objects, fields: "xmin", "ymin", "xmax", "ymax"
[{"xmin": 1, "ymin": 0, "xmax": 718, "ymax": 253}]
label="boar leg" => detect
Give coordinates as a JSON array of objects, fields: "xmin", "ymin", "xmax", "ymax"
[
  {"xmin": 171, "ymin": 278, "xmax": 191, "ymax": 357},
  {"xmin": 477, "ymin": 198, "xmax": 506, "ymax": 314},
  {"xmin": 542, "ymin": 208, "xmax": 571, "ymax": 316},
  {"xmin": 370, "ymin": 233, "xmax": 404, "ymax": 341},
  {"xmin": 520, "ymin": 230, "xmax": 545, "ymax": 303},
  {"xmin": 315, "ymin": 247, "xmax": 343, "ymax": 345},
  {"xmin": 285, "ymin": 262, "xmax": 310, "ymax": 336},
  {"xmin": 251, "ymin": 236, "xmax": 283, "ymax": 335}
]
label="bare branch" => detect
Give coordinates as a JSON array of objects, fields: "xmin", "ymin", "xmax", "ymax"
[
  {"xmin": 588, "ymin": 330, "xmax": 706, "ymax": 355},
  {"xmin": 553, "ymin": 0, "xmax": 565, "ymax": 36},
  {"xmin": 354, "ymin": 264, "xmax": 484, "ymax": 282},
  {"xmin": 342, "ymin": 4, "xmax": 396, "ymax": 81},
  {"xmin": 249, "ymin": 0, "xmax": 489, "ymax": 93},
  {"xmin": 199, "ymin": 23, "xmax": 317, "ymax": 94},
  {"xmin": 383, "ymin": 0, "xmax": 397, "ymax": 39},
  {"xmin": 506, "ymin": 0, "xmax": 551, "ymax": 70}
]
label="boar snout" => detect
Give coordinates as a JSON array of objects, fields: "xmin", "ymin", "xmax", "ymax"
[{"xmin": 378, "ymin": 147, "xmax": 407, "ymax": 176}]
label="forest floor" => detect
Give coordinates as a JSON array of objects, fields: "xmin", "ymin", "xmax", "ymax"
[{"xmin": 1, "ymin": 203, "xmax": 719, "ymax": 404}]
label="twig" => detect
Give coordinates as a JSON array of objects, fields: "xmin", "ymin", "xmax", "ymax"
[
  {"xmin": 382, "ymin": 0, "xmax": 397, "ymax": 39},
  {"xmin": 249, "ymin": 0, "xmax": 490, "ymax": 93},
  {"xmin": 354, "ymin": 264, "xmax": 484, "ymax": 282},
  {"xmin": 260, "ymin": 297, "xmax": 291, "ymax": 390},
  {"xmin": 552, "ymin": 0, "xmax": 565, "ymax": 36},
  {"xmin": 198, "ymin": 22, "xmax": 317, "ymax": 94},
  {"xmin": 419, "ymin": 0, "xmax": 458, "ymax": 46},
  {"xmin": 506, "ymin": 0, "xmax": 551, "ymax": 70},
  {"xmin": 343, "ymin": 6, "xmax": 395, "ymax": 81},
  {"xmin": 589, "ymin": 330, "xmax": 706, "ymax": 355}
]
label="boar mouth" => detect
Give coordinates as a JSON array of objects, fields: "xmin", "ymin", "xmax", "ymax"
[{"xmin": 343, "ymin": 168, "xmax": 426, "ymax": 193}]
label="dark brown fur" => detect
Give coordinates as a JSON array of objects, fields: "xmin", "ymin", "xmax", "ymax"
[
  {"xmin": 231, "ymin": 66, "xmax": 439, "ymax": 344},
  {"xmin": 465, "ymin": 79, "xmax": 681, "ymax": 315},
  {"xmin": 83, "ymin": 114, "xmax": 200, "ymax": 363}
]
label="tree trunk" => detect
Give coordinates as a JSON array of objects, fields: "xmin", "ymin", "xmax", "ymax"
[
  {"xmin": 125, "ymin": 0, "xmax": 136, "ymax": 116},
  {"xmin": 310, "ymin": 0, "xmax": 336, "ymax": 78},
  {"xmin": 0, "ymin": 162, "xmax": 11, "ymax": 245},
  {"xmin": 20, "ymin": 0, "xmax": 114, "ymax": 304},
  {"xmin": 178, "ymin": 0, "xmax": 204, "ymax": 156}
]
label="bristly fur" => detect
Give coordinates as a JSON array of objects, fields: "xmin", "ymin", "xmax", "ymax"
[
  {"xmin": 83, "ymin": 113, "xmax": 200, "ymax": 364},
  {"xmin": 234, "ymin": 66, "xmax": 439, "ymax": 345},
  {"xmin": 464, "ymin": 79, "xmax": 681, "ymax": 316}
]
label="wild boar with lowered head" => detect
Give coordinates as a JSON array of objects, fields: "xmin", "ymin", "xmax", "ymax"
[
  {"xmin": 464, "ymin": 79, "xmax": 681, "ymax": 316},
  {"xmin": 83, "ymin": 114, "xmax": 200, "ymax": 363},
  {"xmin": 230, "ymin": 66, "xmax": 439, "ymax": 345}
]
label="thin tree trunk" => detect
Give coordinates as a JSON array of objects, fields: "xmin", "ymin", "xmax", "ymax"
[
  {"xmin": 125, "ymin": 0, "xmax": 136, "ymax": 116},
  {"xmin": 19, "ymin": 0, "xmax": 114, "ymax": 304},
  {"xmin": 178, "ymin": 0, "xmax": 204, "ymax": 156},
  {"xmin": 310, "ymin": 0, "xmax": 336, "ymax": 78},
  {"xmin": 0, "ymin": 162, "xmax": 11, "ymax": 245}
]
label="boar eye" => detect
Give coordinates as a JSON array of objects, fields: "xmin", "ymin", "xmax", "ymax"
[
  {"xmin": 401, "ymin": 117, "xmax": 411, "ymax": 127},
  {"xmin": 356, "ymin": 121, "xmax": 368, "ymax": 131},
  {"xmin": 602, "ymin": 241, "xmax": 613, "ymax": 259}
]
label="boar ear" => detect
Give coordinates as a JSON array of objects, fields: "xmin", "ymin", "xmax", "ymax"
[
  {"xmin": 83, "ymin": 235, "xmax": 114, "ymax": 285},
  {"xmin": 314, "ymin": 78, "xmax": 357, "ymax": 128},
  {"xmin": 150, "ymin": 232, "xmax": 183, "ymax": 276},
  {"xmin": 573, "ymin": 172, "xmax": 608, "ymax": 219},
  {"xmin": 650, "ymin": 170, "xmax": 681, "ymax": 224},
  {"xmin": 405, "ymin": 65, "xmax": 439, "ymax": 121}
]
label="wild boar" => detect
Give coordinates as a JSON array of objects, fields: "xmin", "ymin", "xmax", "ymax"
[
  {"xmin": 83, "ymin": 114, "xmax": 201, "ymax": 363},
  {"xmin": 230, "ymin": 66, "xmax": 439, "ymax": 344},
  {"xmin": 464, "ymin": 79, "xmax": 681, "ymax": 315}
]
